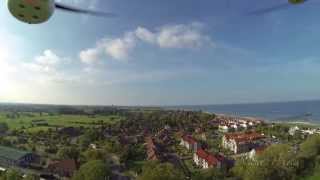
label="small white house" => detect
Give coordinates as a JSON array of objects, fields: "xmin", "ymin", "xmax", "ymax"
[{"xmin": 289, "ymin": 126, "xmax": 300, "ymax": 136}]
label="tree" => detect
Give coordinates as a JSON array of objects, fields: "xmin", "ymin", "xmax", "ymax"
[
  {"xmin": 79, "ymin": 129, "xmax": 102, "ymax": 148},
  {"xmin": 84, "ymin": 149, "xmax": 106, "ymax": 161},
  {"xmin": 297, "ymin": 135, "xmax": 320, "ymax": 176},
  {"xmin": 104, "ymin": 140, "xmax": 122, "ymax": 154},
  {"xmin": 72, "ymin": 160, "xmax": 111, "ymax": 180},
  {"xmin": 192, "ymin": 168, "xmax": 226, "ymax": 180},
  {"xmin": 138, "ymin": 161, "xmax": 185, "ymax": 180},
  {"xmin": 57, "ymin": 146, "xmax": 80, "ymax": 161},
  {"xmin": 120, "ymin": 144, "xmax": 146, "ymax": 163},
  {"xmin": 232, "ymin": 144, "xmax": 299, "ymax": 180},
  {"xmin": 299, "ymin": 135, "xmax": 320, "ymax": 159},
  {"xmin": 1, "ymin": 170, "xmax": 21, "ymax": 180}
]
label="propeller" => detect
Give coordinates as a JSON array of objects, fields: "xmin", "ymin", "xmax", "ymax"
[
  {"xmin": 248, "ymin": 3, "xmax": 291, "ymax": 15},
  {"xmin": 247, "ymin": 0, "xmax": 310, "ymax": 15},
  {"xmin": 55, "ymin": 2, "xmax": 117, "ymax": 17}
]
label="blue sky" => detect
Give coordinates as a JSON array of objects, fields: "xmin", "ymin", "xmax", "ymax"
[{"xmin": 1, "ymin": 0, "xmax": 320, "ymax": 105}]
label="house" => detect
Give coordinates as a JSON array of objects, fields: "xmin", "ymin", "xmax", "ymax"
[
  {"xmin": 47, "ymin": 159, "xmax": 77, "ymax": 178},
  {"xmin": 214, "ymin": 115, "xmax": 263, "ymax": 133},
  {"xmin": 240, "ymin": 123, "xmax": 248, "ymax": 129},
  {"xmin": 0, "ymin": 146, "xmax": 38, "ymax": 167},
  {"xmin": 145, "ymin": 137, "xmax": 161, "ymax": 161},
  {"xmin": 222, "ymin": 132, "xmax": 265, "ymax": 154},
  {"xmin": 219, "ymin": 123, "xmax": 238, "ymax": 132},
  {"xmin": 219, "ymin": 125, "xmax": 229, "ymax": 132},
  {"xmin": 180, "ymin": 135, "xmax": 198, "ymax": 152},
  {"xmin": 193, "ymin": 149, "xmax": 224, "ymax": 169}
]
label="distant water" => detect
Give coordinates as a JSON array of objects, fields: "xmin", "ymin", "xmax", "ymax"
[{"xmin": 169, "ymin": 100, "xmax": 320, "ymax": 124}]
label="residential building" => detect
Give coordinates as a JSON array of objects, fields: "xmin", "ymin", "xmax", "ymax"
[
  {"xmin": 222, "ymin": 132, "xmax": 265, "ymax": 154},
  {"xmin": 289, "ymin": 126, "xmax": 300, "ymax": 136},
  {"xmin": 0, "ymin": 146, "xmax": 38, "ymax": 167},
  {"xmin": 145, "ymin": 137, "xmax": 161, "ymax": 161},
  {"xmin": 47, "ymin": 159, "xmax": 77, "ymax": 178},
  {"xmin": 193, "ymin": 149, "xmax": 223, "ymax": 169},
  {"xmin": 180, "ymin": 135, "xmax": 198, "ymax": 152},
  {"xmin": 219, "ymin": 125, "xmax": 229, "ymax": 132}
]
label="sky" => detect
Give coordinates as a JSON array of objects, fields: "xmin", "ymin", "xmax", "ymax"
[{"xmin": 1, "ymin": 0, "xmax": 320, "ymax": 106}]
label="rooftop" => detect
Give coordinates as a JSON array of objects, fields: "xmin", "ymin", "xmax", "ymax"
[
  {"xmin": 224, "ymin": 132, "xmax": 264, "ymax": 143},
  {"xmin": 196, "ymin": 148, "xmax": 222, "ymax": 166},
  {"xmin": 0, "ymin": 146, "xmax": 31, "ymax": 161},
  {"xmin": 182, "ymin": 135, "xmax": 197, "ymax": 144}
]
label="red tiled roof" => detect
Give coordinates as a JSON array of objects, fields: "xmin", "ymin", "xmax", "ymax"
[
  {"xmin": 145, "ymin": 136, "xmax": 167, "ymax": 161},
  {"xmin": 182, "ymin": 135, "xmax": 197, "ymax": 145},
  {"xmin": 196, "ymin": 149, "xmax": 223, "ymax": 167},
  {"xmin": 224, "ymin": 132, "xmax": 264, "ymax": 143},
  {"xmin": 206, "ymin": 154, "xmax": 219, "ymax": 166},
  {"xmin": 196, "ymin": 149, "xmax": 208, "ymax": 159},
  {"xmin": 48, "ymin": 159, "xmax": 77, "ymax": 175}
]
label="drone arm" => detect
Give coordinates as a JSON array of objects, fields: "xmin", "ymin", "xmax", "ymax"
[{"xmin": 54, "ymin": 3, "xmax": 117, "ymax": 17}]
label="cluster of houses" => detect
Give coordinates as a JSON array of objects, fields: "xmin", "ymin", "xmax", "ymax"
[
  {"xmin": 142, "ymin": 115, "xmax": 271, "ymax": 173},
  {"xmin": 0, "ymin": 145, "xmax": 78, "ymax": 179},
  {"xmin": 180, "ymin": 135, "xmax": 226, "ymax": 169},
  {"xmin": 145, "ymin": 127, "xmax": 175, "ymax": 162},
  {"xmin": 289, "ymin": 126, "xmax": 320, "ymax": 136},
  {"xmin": 213, "ymin": 115, "xmax": 263, "ymax": 132}
]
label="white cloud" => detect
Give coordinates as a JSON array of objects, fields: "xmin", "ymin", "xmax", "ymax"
[
  {"xmin": 135, "ymin": 23, "xmax": 213, "ymax": 49},
  {"xmin": 79, "ymin": 47, "xmax": 102, "ymax": 64},
  {"xmin": 135, "ymin": 27, "xmax": 156, "ymax": 44},
  {"xmin": 79, "ymin": 22, "xmax": 213, "ymax": 64},
  {"xmin": 35, "ymin": 50, "xmax": 61, "ymax": 66},
  {"xmin": 157, "ymin": 25, "xmax": 212, "ymax": 48},
  {"xmin": 103, "ymin": 33, "xmax": 136, "ymax": 60},
  {"xmin": 23, "ymin": 50, "xmax": 66, "ymax": 74}
]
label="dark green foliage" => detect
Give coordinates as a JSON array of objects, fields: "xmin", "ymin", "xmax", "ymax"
[
  {"xmin": 72, "ymin": 160, "xmax": 111, "ymax": 180},
  {"xmin": 120, "ymin": 144, "xmax": 146, "ymax": 163},
  {"xmin": 84, "ymin": 149, "xmax": 106, "ymax": 161},
  {"xmin": 57, "ymin": 146, "xmax": 80, "ymax": 161},
  {"xmin": 232, "ymin": 144, "xmax": 299, "ymax": 180},
  {"xmin": 103, "ymin": 140, "xmax": 122, "ymax": 154},
  {"xmin": 296, "ymin": 135, "xmax": 320, "ymax": 178},
  {"xmin": 192, "ymin": 168, "xmax": 226, "ymax": 180},
  {"xmin": 138, "ymin": 161, "xmax": 185, "ymax": 180},
  {"xmin": 1, "ymin": 170, "xmax": 21, "ymax": 180}
]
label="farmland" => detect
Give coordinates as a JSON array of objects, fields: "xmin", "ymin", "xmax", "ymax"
[{"xmin": 0, "ymin": 112, "xmax": 122, "ymax": 133}]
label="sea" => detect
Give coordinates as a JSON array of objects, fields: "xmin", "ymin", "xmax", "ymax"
[{"xmin": 169, "ymin": 100, "xmax": 320, "ymax": 124}]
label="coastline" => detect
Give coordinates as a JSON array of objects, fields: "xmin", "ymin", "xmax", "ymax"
[
  {"xmin": 208, "ymin": 112, "xmax": 320, "ymax": 127},
  {"xmin": 171, "ymin": 107, "xmax": 320, "ymax": 128}
]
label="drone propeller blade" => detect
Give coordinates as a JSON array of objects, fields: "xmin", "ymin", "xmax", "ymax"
[
  {"xmin": 247, "ymin": 3, "xmax": 291, "ymax": 15},
  {"xmin": 55, "ymin": 2, "xmax": 117, "ymax": 17}
]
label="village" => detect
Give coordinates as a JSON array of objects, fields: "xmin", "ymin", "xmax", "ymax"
[{"xmin": 0, "ymin": 105, "xmax": 319, "ymax": 180}]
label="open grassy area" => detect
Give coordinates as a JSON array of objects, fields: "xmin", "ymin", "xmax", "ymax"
[{"xmin": 0, "ymin": 112, "xmax": 122, "ymax": 132}]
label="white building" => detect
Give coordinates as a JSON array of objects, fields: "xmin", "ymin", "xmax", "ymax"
[
  {"xmin": 222, "ymin": 132, "xmax": 265, "ymax": 154},
  {"xmin": 193, "ymin": 149, "xmax": 222, "ymax": 169}
]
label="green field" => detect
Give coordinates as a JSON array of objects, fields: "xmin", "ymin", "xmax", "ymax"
[{"xmin": 0, "ymin": 112, "xmax": 122, "ymax": 132}]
